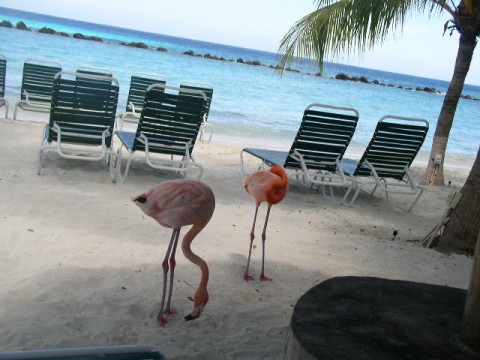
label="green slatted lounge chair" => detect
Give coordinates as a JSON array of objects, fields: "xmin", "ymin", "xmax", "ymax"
[
  {"xmin": 75, "ymin": 65, "xmax": 114, "ymax": 88},
  {"xmin": 340, "ymin": 115, "xmax": 429, "ymax": 211},
  {"xmin": 111, "ymin": 83, "xmax": 207, "ymax": 183},
  {"xmin": 38, "ymin": 71, "xmax": 120, "ymax": 175},
  {"xmin": 240, "ymin": 103, "xmax": 360, "ymax": 203},
  {"xmin": 117, "ymin": 72, "xmax": 166, "ymax": 128},
  {"xmin": 76, "ymin": 65, "xmax": 113, "ymax": 77},
  {"xmin": 0, "ymin": 345, "xmax": 166, "ymax": 360},
  {"xmin": 180, "ymin": 80, "xmax": 214, "ymax": 141},
  {"xmin": 0, "ymin": 54, "xmax": 8, "ymax": 118},
  {"xmin": 13, "ymin": 58, "xmax": 62, "ymax": 120}
]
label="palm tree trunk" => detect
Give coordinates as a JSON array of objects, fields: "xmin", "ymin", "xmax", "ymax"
[
  {"xmin": 434, "ymin": 147, "xmax": 480, "ymax": 254},
  {"xmin": 422, "ymin": 32, "xmax": 477, "ymax": 186},
  {"xmin": 461, "ymin": 229, "xmax": 480, "ymax": 353}
]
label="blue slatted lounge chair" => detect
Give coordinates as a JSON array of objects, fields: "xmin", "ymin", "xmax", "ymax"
[
  {"xmin": 240, "ymin": 103, "xmax": 360, "ymax": 203},
  {"xmin": 0, "ymin": 345, "xmax": 166, "ymax": 360},
  {"xmin": 13, "ymin": 58, "xmax": 62, "ymax": 120},
  {"xmin": 38, "ymin": 71, "xmax": 119, "ymax": 175},
  {"xmin": 111, "ymin": 84, "xmax": 207, "ymax": 182},
  {"xmin": 0, "ymin": 54, "xmax": 8, "ymax": 118},
  {"xmin": 180, "ymin": 80, "xmax": 214, "ymax": 141},
  {"xmin": 340, "ymin": 115, "xmax": 429, "ymax": 211},
  {"xmin": 117, "ymin": 72, "xmax": 166, "ymax": 128}
]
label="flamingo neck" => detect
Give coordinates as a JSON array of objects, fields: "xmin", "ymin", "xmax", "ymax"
[
  {"xmin": 182, "ymin": 224, "xmax": 209, "ymax": 290},
  {"xmin": 267, "ymin": 165, "xmax": 288, "ymax": 205}
]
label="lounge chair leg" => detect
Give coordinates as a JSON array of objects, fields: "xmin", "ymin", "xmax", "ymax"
[
  {"xmin": 13, "ymin": 104, "xmax": 19, "ymax": 120},
  {"xmin": 38, "ymin": 152, "xmax": 43, "ymax": 175},
  {"xmin": 108, "ymin": 152, "xmax": 120, "ymax": 183},
  {"xmin": 407, "ymin": 187, "xmax": 424, "ymax": 212}
]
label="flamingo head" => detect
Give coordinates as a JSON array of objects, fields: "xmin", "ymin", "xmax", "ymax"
[
  {"xmin": 184, "ymin": 287, "xmax": 209, "ymax": 321},
  {"xmin": 133, "ymin": 194, "xmax": 150, "ymax": 214},
  {"xmin": 133, "ymin": 194, "xmax": 147, "ymax": 204}
]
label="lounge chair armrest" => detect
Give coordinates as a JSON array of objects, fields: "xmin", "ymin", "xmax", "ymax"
[
  {"xmin": 291, "ymin": 150, "xmax": 348, "ymax": 183},
  {"xmin": 23, "ymin": 90, "xmax": 52, "ymax": 106},
  {"xmin": 52, "ymin": 122, "xmax": 111, "ymax": 146},
  {"xmin": 362, "ymin": 160, "xmax": 416, "ymax": 186},
  {"xmin": 137, "ymin": 132, "xmax": 194, "ymax": 161},
  {"xmin": 127, "ymin": 101, "xmax": 138, "ymax": 115}
]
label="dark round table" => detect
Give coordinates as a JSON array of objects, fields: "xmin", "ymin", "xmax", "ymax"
[{"xmin": 284, "ymin": 276, "xmax": 477, "ymax": 359}]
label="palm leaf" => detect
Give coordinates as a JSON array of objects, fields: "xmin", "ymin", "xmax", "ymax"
[{"xmin": 277, "ymin": 0, "xmax": 446, "ymax": 74}]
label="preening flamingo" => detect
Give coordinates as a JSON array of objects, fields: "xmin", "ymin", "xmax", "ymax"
[
  {"xmin": 133, "ymin": 179, "xmax": 215, "ymax": 326},
  {"xmin": 243, "ymin": 164, "xmax": 288, "ymax": 282}
]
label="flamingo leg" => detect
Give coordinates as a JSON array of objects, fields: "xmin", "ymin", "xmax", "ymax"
[
  {"xmin": 243, "ymin": 206, "xmax": 259, "ymax": 281},
  {"xmin": 260, "ymin": 206, "xmax": 272, "ymax": 282},
  {"xmin": 165, "ymin": 228, "xmax": 180, "ymax": 315},
  {"xmin": 157, "ymin": 228, "xmax": 179, "ymax": 326}
]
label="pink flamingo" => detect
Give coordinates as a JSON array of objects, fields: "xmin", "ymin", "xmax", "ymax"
[
  {"xmin": 243, "ymin": 164, "xmax": 288, "ymax": 282},
  {"xmin": 133, "ymin": 179, "xmax": 215, "ymax": 326}
]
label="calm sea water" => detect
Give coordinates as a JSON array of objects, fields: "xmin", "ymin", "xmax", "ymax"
[{"xmin": 0, "ymin": 6, "xmax": 479, "ymax": 157}]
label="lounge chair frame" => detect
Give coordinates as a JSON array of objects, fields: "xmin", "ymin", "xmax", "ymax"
[
  {"xmin": 340, "ymin": 115, "xmax": 429, "ymax": 211},
  {"xmin": 180, "ymin": 80, "xmax": 214, "ymax": 141},
  {"xmin": 0, "ymin": 345, "xmax": 165, "ymax": 360},
  {"xmin": 0, "ymin": 54, "xmax": 8, "ymax": 118},
  {"xmin": 38, "ymin": 71, "xmax": 120, "ymax": 175},
  {"xmin": 13, "ymin": 58, "xmax": 62, "ymax": 120},
  {"xmin": 117, "ymin": 72, "xmax": 166, "ymax": 128},
  {"xmin": 240, "ymin": 103, "xmax": 360, "ymax": 204},
  {"xmin": 112, "ymin": 83, "xmax": 207, "ymax": 182}
]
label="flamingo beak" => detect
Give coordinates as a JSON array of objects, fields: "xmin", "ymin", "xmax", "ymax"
[
  {"xmin": 133, "ymin": 195, "xmax": 147, "ymax": 204},
  {"xmin": 184, "ymin": 305, "xmax": 204, "ymax": 321},
  {"xmin": 184, "ymin": 313, "xmax": 198, "ymax": 321}
]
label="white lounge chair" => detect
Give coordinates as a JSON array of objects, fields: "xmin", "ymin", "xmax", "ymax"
[
  {"xmin": 13, "ymin": 58, "xmax": 62, "ymax": 120},
  {"xmin": 116, "ymin": 72, "xmax": 166, "ymax": 129},
  {"xmin": 38, "ymin": 71, "xmax": 120, "ymax": 175},
  {"xmin": 340, "ymin": 115, "xmax": 429, "ymax": 211},
  {"xmin": 0, "ymin": 54, "xmax": 8, "ymax": 118},
  {"xmin": 240, "ymin": 103, "xmax": 360, "ymax": 204},
  {"xmin": 111, "ymin": 84, "xmax": 207, "ymax": 182}
]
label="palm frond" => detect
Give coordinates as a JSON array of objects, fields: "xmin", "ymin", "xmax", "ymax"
[{"xmin": 276, "ymin": 0, "xmax": 447, "ymax": 74}]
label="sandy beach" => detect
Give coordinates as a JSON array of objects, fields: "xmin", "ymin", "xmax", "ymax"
[{"xmin": 0, "ymin": 117, "xmax": 474, "ymax": 359}]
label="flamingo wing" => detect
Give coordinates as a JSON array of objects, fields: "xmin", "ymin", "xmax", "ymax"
[{"xmin": 145, "ymin": 180, "xmax": 215, "ymax": 228}]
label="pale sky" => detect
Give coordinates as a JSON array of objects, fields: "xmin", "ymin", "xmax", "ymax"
[{"xmin": 1, "ymin": 0, "xmax": 479, "ymax": 85}]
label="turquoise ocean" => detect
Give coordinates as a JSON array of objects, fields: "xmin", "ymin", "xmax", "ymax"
[{"xmin": 0, "ymin": 7, "xmax": 479, "ymax": 159}]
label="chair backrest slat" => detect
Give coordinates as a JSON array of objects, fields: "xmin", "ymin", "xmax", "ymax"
[
  {"xmin": 48, "ymin": 71, "xmax": 119, "ymax": 146},
  {"xmin": 126, "ymin": 72, "xmax": 166, "ymax": 112},
  {"xmin": 0, "ymin": 54, "xmax": 6, "ymax": 98},
  {"xmin": 133, "ymin": 84, "xmax": 206, "ymax": 156},
  {"xmin": 285, "ymin": 103, "xmax": 360, "ymax": 172},
  {"xmin": 179, "ymin": 81, "xmax": 213, "ymax": 120},
  {"xmin": 21, "ymin": 59, "xmax": 62, "ymax": 102},
  {"xmin": 75, "ymin": 66, "xmax": 114, "ymax": 89},
  {"xmin": 354, "ymin": 115, "xmax": 429, "ymax": 180}
]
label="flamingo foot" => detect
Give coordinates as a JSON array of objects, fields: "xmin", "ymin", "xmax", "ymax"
[
  {"xmin": 156, "ymin": 313, "xmax": 169, "ymax": 326},
  {"xmin": 260, "ymin": 274, "xmax": 272, "ymax": 282},
  {"xmin": 165, "ymin": 307, "xmax": 178, "ymax": 316},
  {"xmin": 243, "ymin": 273, "xmax": 254, "ymax": 282}
]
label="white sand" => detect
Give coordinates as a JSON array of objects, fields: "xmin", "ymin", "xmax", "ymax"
[{"xmin": 0, "ymin": 118, "xmax": 474, "ymax": 359}]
